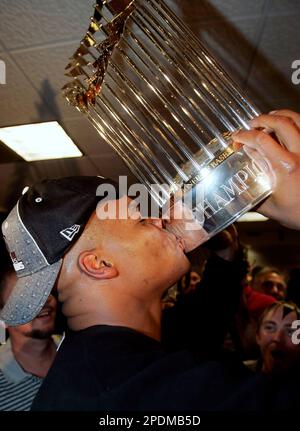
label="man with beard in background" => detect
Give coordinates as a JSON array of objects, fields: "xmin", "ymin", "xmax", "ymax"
[{"xmin": 0, "ymin": 257, "xmax": 58, "ymax": 411}]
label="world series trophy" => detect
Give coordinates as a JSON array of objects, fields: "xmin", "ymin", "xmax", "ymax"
[{"xmin": 62, "ymin": 0, "xmax": 272, "ymax": 246}]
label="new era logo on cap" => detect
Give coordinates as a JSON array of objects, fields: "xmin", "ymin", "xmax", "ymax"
[{"xmin": 60, "ymin": 224, "xmax": 81, "ymax": 242}]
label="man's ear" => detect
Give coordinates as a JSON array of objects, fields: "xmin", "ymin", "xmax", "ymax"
[{"xmin": 78, "ymin": 251, "xmax": 118, "ymax": 280}]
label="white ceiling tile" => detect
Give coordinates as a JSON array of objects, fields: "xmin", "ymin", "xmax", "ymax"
[
  {"xmin": 268, "ymin": 0, "xmax": 300, "ymax": 15},
  {"xmin": 246, "ymin": 14, "xmax": 300, "ymax": 108},
  {"xmin": 0, "ymin": 0, "xmax": 93, "ymax": 51},
  {"xmin": 11, "ymin": 43, "xmax": 84, "ymax": 119},
  {"xmin": 194, "ymin": 18, "xmax": 261, "ymax": 87},
  {"xmin": 166, "ymin": 0, "xmax": 266, "ymax": 22},
  {"xmin": 0, "ymin": 53, "xmax": 44, "ymax": 127}
]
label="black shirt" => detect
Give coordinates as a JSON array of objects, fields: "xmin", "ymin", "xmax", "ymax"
[{"xmin": 31, "ymin": 325, "xmax": 271, "ymax": 411}]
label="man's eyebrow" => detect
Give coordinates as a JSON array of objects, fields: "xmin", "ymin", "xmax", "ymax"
[{"xmin": 263, "ymin": 320, "xmax": 276, "ymax": 325}]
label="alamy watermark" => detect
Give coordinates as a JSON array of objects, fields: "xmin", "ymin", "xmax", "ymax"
[
  {"xmin": 0, "ymin": 59, "xmax": 6, "ymax": 85},
  {"xmin": 292, "ymin": 320, "xmax": 300, "ymax": 345},
  {"xmin": 291, "ymin": 60, "xmax": 300, "ymax": 85}
]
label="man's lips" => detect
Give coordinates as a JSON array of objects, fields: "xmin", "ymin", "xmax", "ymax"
[
  {"xmin": 166, "ymin": 229, "xmax": 186, "ymax": 251},
  {"xmin": 175, "ymin": 235, "xmax": 186, "ymax": 251}
]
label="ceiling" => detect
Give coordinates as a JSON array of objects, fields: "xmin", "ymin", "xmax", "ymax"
[{"xmin": 0, "ymin": 0, "xmax": 299, "ymax": 268}]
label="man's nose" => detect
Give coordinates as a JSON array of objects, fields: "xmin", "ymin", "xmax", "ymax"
[
  {"xmin": 270, "ymin": 284, "xmax": 279, "ymax": 297},
  {"xmin": 271, "ymin": 329, "xmax": 284, "ymax": 343}
]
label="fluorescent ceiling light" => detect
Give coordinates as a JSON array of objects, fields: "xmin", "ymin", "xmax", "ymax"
[
  {"xmin": 238, "ymin": 212, "xmax": 269, "ymax": 222},
  {"xmin": 0, "ymin": 121, "xmax": 82, "ymax": 161}
]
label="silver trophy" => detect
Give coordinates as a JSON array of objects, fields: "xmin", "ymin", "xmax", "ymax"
[{"xmin": 62, "ymin": 0, "xmax": 272, "ymax": 244}]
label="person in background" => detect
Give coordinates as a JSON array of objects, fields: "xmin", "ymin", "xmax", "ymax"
[
  {"xmin": 252, "ymin": 267, "xmax": 286, "ymax": 300},
  {"xmin": 0, "ymin": 258, "xmax": 58, "ymax": 411},
  {"xmin": 254, "ymin": 301, "xmax": 300, "ymax": 377},
  {"xmin": 181, "ymin": 269, "xmax": 202, "ymax": 295}
]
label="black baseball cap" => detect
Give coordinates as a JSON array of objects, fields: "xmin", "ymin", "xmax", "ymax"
[{"xmin": 0, "ymin": 176, "xmax": 118, "ymax": 326}]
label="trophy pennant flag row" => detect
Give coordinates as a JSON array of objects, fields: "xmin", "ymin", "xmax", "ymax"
[{"xmin": 62, "ymin": 0, "xmax": 272, "ymax": 240}]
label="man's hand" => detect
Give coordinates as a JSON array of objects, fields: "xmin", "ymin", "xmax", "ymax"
[{"xmin": 232, "ymin": 109, "xmax": 300, "ymax": 230}]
